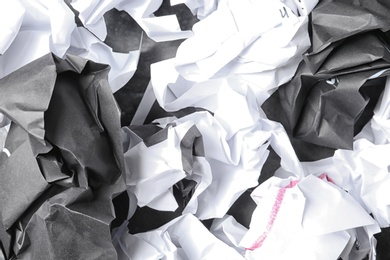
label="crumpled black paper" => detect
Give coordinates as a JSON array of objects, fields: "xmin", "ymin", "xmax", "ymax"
[
  {"xmin": 306, "ymin": 0, "xmax": 390, "ymax": 73},
  {"xmin": 275, "ymin": 0, "xmax": 390, "ymax": 150},
  {"xmin": 0, "ymin": 53, "xmax": 125, "ymax": 259},
  {"xmin": 278, "ymin": 28, "xmax": 390, "ymax": 149}
]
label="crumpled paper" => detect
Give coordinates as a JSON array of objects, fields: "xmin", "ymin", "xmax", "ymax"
[
  {"xmin": 175, "ymin": 0, "xmax": 316, "ymax": 80},
  {"xmin": 0, "ymin": 113, "xmax": 11, "ymax": 153},
  {"xmin": 209, "ymin": 214, "xmax": 248, "ymax": 255},
  {"xmin": 0, "ymin": 0, "xmax": 140, "ymax": 92},
  {"xmin": 3, "ymin": 0, "xmax": 390, "ymax": 258},
  {"xmin": 275, "ymin": 0, "xmax": 390, "ymax": 149},
  {"xmin": 13, "ymin": 187, "xmax": 121, "ymax": 259},
  {"xmin": 124, "ymin": 103, "xmax": 303, "ymax": 219},
  {"xmin": 0, "ymin": 0, "xmax": 75, "ymax": 76},
  {"xmin": 112, "ymin": 214, "xmax": 246, "ymax": 259},
  {"xmin": 0, "ymin": 0, "xmax": 25, "ymax": 55},
  {"xmin": 170, "ymin": 0, "xmax": 218, "ymax": 20},
  {"xmin": 357, "ymin": 76, "xmax": 390, "ymax": 144},
  {"xmin": 128, "ymin": 0, "xmax": 318, "ymax": 120},
  {"xmin": 123, "ymin": 119, "xmax": 208, "ymax": 212},
  {"xmin": 68, "ymin": 26, "xmax": 140, "ymax": 92},
  {"xmin": 307, "ymin": 0, "xmax": 390, "ymax": 72},
  {"xmin": 240, "ymin": 175, "xmax": 380, "ymax": 260},
  {"xmin": 0, "ymin": 53, "xmax": 125, "ymax": 259},
  {"xmin": 127, "ymin": 33, "xmax": 307, "ymax": 218},
  {"xmin": 301, "ymin": 138, "xmax": 390, "ymax": 228},
  {"xmin": 128, "ymin": 0, "xmax": 319, "ymax": 134},
  {"xmin": 113, "ymin": 175, "xmax": 381, "ymax": 259},
  {"xmin": 173, "ymin": 0, "xmax": 318, "ymax": 104},
  {"xmin": 70, "ymin": 0, "xmax": 193, "ymax": 42},
  {"xmin": 278, "ymin": 31, "xmax": 390, "ymax": 149}
]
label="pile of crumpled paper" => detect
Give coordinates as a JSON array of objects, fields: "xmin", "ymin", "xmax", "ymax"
[{"xmin": 1, "ymin": 0, "xmax": 390, "ymax": 259}]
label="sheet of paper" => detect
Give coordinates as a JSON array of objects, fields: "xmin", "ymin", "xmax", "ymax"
[
  {"xmin": 301, "ymin": 138, "xmax": 390, "ymax": 228},
  {"xmin": 240, "ymin": 175, "xmax": 380, "ymax": 259}
]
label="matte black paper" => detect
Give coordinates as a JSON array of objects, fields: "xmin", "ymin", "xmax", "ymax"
[{"xmin": 0, "ymin": 53, "xmax": 125, "ymax": 259}]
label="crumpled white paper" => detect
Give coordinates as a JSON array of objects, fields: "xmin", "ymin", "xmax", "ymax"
[
  {"xmin": 112, "ymin": 214, "xmax": 246, "ymax": 260},
  {"xmin": 113, "ymin": 174, "xmax": 380, "ymax": 259},
  {"xmin": 68, "ymin": 27, "xmax": 140, "ymax": 92},
  {"xmin": 0, "ymin": 0, "xmax": 140, "ymax": 92},
  {"xmin": 71, "ymin": 0, "xmax": 193, "ymax": 42},
  {"xmin": 129, "ymin": 45, "xmax": 304, "ymax": 218},
  {"xmin": 209, "ymin": 214, "xmax": 248, "ymax": 255},
  {"xmin": 0, "ymin": 0, "xmax": 25, "ymax": 55},
  {"xmin": 301, "ymin": 138, "xmax": 390, "ymax": 228},
  {"xmin": 123, "ymin": 120, "xmax": 208, "ymax": 211},
  {"xmin": 125, "ymin": 103, "xmax": 303, "ymax": 219},
  {"xmin": 151, "ymin": 59, "xmax": 260, "ymax": 138},
  {"xmin": 172, "ymin": 0, "xmax": 318, "ymax": 104},
  {"xmin": 0, "ymin": 0, "xmax": 75, "ymax": 77},
  {"xmin": 240, "ymin": 175, "xmax": 380, "ymax": 260}
]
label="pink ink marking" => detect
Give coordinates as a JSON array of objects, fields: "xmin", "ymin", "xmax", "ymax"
[
  {"xmin": 318, "ymin": 173, "xmax": 335, "ymax": 185},
  {"xmin": 246, "ymin": 180, "xmax": 299, "ymax": 251}
]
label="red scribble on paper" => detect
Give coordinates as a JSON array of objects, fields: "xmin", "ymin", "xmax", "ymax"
[{"xmin": 246, "ymin": 180, "xmax": 299, "ymax": 251}]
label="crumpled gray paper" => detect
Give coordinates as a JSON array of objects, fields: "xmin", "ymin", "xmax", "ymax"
[
  {"xmin": 278, "ymin": 31, "xmax": 390, "ymax": 149},
  {"xmin": 306, "ymin": 0, "xmax": 390, "ymax": 73},
  {"xmin": 0, "ymin": 53, "xmax": 125, "ymax": 259}
]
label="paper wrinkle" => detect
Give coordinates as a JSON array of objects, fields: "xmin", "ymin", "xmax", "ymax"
[
  {"xmin": 151, "ymin": 59, "xmax": 261, "ymax": 139},
  {"xmin": 0, "ymin": 0, "xmax": 25, "ymax": 55},
  {"xmin": 68, "ymin": 27, "xmax": 140, "ymax": 92},
  {"xmin": 209, "ymin": 215, "xmax": 248, "ymax": 255},
  {"xmin": 302, "ymin": 138, "xmax": 390, "ymax": 228},
  {"xmin": 15, "ymin": 187, "xmax": 119, "ymax": 259},
  {"xmin": 124, "ymin": 123, "xmax": 189, "ymax": 211},
  {"xmin": 309, "ymin": 0, "xmax": 390, "ymax": 55},
  {"xmin": 71, "ymin": 0, "xmax": 193, "ymax": 42},
  {"xmin": 0, "ymin": 1, "xmax": 140, "ymax": 92},
  {"xmin": 0, "ymin": 0, "xmax": 75, "ymax": 77},
  {"xmin": 174, "ymin": 0, "xmax": 317, "ymax": 87},
  {"xmin": 113, "ymin": 214, "xmax": 246, "ymax": 260},
  {"xmin": 170, "ymin": 0, "xmax": 218, "ymax": 20},
  {"xmin": 0, "ymin": 114, "xmax": 11, "ymax": 152},
  {"xmin": 240, "ymin": 175, "xmax": 380, "ymax": 259},
  {"xmin": 357, "ymin": 76, "xmax": 390, "ymax": 144}
]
